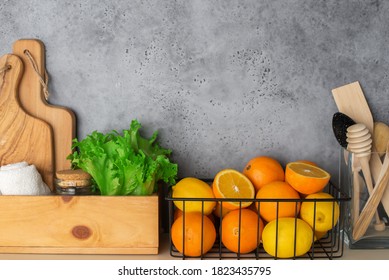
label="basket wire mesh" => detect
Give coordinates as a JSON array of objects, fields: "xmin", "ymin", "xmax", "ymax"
[{"xmin": 165, "ymin": 180, "xmax": 350, "ymax": 260}]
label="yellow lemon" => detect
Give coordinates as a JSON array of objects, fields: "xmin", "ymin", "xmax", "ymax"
[
  {"xmin": 172, "ymin": 177, "xmax": 216, "ymax": 215},
  {"xmin": 262, "ymin": 217, "xmax": 314, "ymax": 258},
  {"xmin": 299, "ymin": 192, "xmax": 340, "ymax": 232},
  {"xmin": 315, "ymin": 230, "xmax": 328, "ymax": 240}
]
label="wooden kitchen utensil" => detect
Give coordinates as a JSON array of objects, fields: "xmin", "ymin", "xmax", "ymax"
[
  {"xmin": 353, "ymin": 142, "xmax": 389, "ymax": 240},
  {"xmin": 332, "ymin": 112, "xmax": 356, "ymax": 148},
  {"xmin": 346, "ymin": 123, "xmax": 385, "ymax": 231},
  {"xmin": 13, "ymin": 39, "xmax": 76, "ymax": 173},
  {"xmin": 332, "ymin": 82, "xmax": 374, "ymax": 132},
  {"xmin": 351, "ymin": 153, "xmax": 362, "ymax": 225},
  {"xmin": 332, "ymin": 113, "xmax": 362, "ymax": 223},
  {"xmin": 332, "ymin": 81, "xmax": 389, "ymax": 216},
  {"xmin": 0, "ymin": 54, "xmax": 54, "ymax": 189},
  {"xmin": 373, "ymin": 122, "xmax": 389, "ymax": 157}
]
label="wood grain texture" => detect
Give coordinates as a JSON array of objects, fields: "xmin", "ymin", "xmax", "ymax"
[
  {"xmin": 0, "ymin": 195, "xmax": 159, "ymax": 254},
  {"xmin": 0, "ymin": 54, "xmax": 54, "ymax": 189},
  {"xmin": 353, "ymin": 149, "xmax": 389, "ymax": 240},
  {"xmin": 332, "ymin": 81, "xmax": 374, "ymax": 132},
  {"xmin": 13, "ymin": 39, "xmax": 76, "ymax": 173}
]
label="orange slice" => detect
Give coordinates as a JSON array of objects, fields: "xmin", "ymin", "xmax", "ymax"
[
  {"xmin": 285, "ymin": 162, "xmax": 330, "ymax": 195},
  {"xmin": 212, "ymin": 169, "xmax": 255, "ymax": 210}
]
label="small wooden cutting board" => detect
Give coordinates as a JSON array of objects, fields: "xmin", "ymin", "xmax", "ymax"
[
  {"xmin": 13, "ymin": 39, "xmax": 76, "ymax": 173},
  {"xmin": 0, "ymin": 54, "xmax": 54, "ymax": 189}
]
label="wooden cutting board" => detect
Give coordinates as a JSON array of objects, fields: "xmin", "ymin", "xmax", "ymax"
[
  {"xmin": 13, "ymin": 39, "xmax": 76, "ymax": 173},
  {"xmin": 0, "ymin": 54, "xmax": 54, "ymax": 189}
]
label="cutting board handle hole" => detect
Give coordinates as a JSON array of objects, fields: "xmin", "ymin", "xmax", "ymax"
[{"xmin": 0, "ymin": 65, "xmax": 11, "ymax": 73}]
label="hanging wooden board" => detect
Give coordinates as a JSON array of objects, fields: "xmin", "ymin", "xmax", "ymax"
[
  {"xmin": 0, "ymin": 54, "xmax": 54, "ymax": 189},
  {"xmin": 13, "ymin": 39, "xmax": 76, "ymax": 173}
]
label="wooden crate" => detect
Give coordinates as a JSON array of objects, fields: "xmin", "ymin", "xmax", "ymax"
[{"xmin": 0, "ymin": 194, "xmax": 159, "ymax": 254}]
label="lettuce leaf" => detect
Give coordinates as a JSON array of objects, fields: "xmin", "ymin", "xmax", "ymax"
[{"xmin": 67, "ymin": 120, "xmax": 178, "ymax": 195}]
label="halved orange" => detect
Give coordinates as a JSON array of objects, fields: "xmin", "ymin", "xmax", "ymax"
[
  {"xmin": 285, "ymin": 162, "xmax": 330, "ymax": 195},
  {"xmin": 296, "ymin": 160, "xmax": 318, "ymax": 167},
  {"xmin": 212, "ymin": 169, "xmax": 255, "ymax": 210}
]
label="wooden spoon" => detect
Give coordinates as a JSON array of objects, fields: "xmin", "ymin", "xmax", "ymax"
[
  {"xmin": 332, "ymin": 112, "xmax": 356, "ymax": 148},
  {"xmin": 346, "ymin": 123, "xmax": 385, "ymax": 232},
  {"xmin": 332, "ymin": 113, "xmax": 363, "ymax": 223},
  {"xmin": 353, "ymin": 141, "xmax": 389, "ymax": 240},
  {"xmin": 373, "ymin": 122, "xmax": 389, "ymax": 157}
]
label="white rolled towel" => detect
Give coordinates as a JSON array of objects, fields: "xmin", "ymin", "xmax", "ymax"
[
  {"xmin": 0, "ymin": 161, "xmax": 29, "ymax": 171},
  {"xmin": 0, "ymin": 162, "xmax": 51, "ymax": 195}
]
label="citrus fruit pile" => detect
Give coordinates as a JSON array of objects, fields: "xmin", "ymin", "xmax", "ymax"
[{"xmin": 170, "ymin": 156, "xmax": 340, "ymax": 259}]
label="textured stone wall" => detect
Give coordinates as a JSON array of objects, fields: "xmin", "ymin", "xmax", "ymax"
[{"xmin": 1, "ymin": 0, "xmax": 388, "ymax": 181}]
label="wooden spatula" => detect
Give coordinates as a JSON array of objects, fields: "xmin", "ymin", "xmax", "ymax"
[
  {"xmin": 353, "ymin": 142, "xmax": 389, "ymax": 240},
  {"xmin": 12, "ymin": 39, "xmax": 76, "ymax": 173},
  {"xmin": 332, "ymin": 81, "xmax": 389, "ymax": 216},
  {"xmin": 0, "ymin": 54, "xmax": 54, "ymax": 189}
]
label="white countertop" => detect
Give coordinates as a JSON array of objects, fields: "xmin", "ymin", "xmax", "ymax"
[{"xmin": 0, "ymin": 234, "xmax": 388, "ymax": 260}]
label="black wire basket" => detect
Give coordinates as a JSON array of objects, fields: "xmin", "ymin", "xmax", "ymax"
[{"xmin": 165, "ymin": 180, "xmax": 350, "ymax": 260}]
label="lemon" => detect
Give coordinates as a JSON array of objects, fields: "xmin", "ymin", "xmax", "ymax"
[
  {"xmin": 315, "ymin": 230, "xmax": 328, "ymax": 240},
  {"xmin": 172, "ymin": 177, "xmax": 216, "ymax": 215},
  {"xmin": 262, "ymin": 217, "xmax": 314, "ymax": 258},
  {"xmin": 300, "ymin": 192, "xmax": 340, "ymax": 232}
]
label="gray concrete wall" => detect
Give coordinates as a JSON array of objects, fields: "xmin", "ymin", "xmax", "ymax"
[{"xmin": 1, "ymin": 0, "xmax": 388, "ymax": 182}]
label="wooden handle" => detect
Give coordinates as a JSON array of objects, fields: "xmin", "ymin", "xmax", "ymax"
[
  {"xmin": 351, "ymin": 155, "xmax": 361, "ymax": 226},
  {"xmin": 0, "ymin": 54, "xmax": 23, "ymax": 102},
  {"xmin": 356, "ymin": 156, "xmax": 384, "ymax": 229},
  {"xmin": 353, "ymin": 159, "xmax": 389, "ymax": 240},
  {"xmin": 353, "ymin": 152, "xmax": 389, "ymax": 240}
]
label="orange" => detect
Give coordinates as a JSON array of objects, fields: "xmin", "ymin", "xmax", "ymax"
[
  {"xmin": 255, "ymin": 181, "xmax": 301, "ymax": 222},
  {"xmin": 285, "ymin": 162, "xmax": 330, "ymax": 195},
  {"xmin": 221, "ymin": 209, "xmax": 264, "ymax": 254},
  {"xmin": 212, "ymin": 169, "xmax": 255, "ymax": 210},
  {"xmin": 174, "ymin": 208, "xmax": 216, "ymax": 224},
  {"xmin": 171, "ymin": 212, "xmax": 216, "ymax": 257},
  {"xmin": 213, "ymin": 202, "xmax": 232, "ymax": 218},
  {"xmin": 243, "ymin": 156, "xmax": 285, "ymax": 191},
  {"xmin": 296, "ymin": 160, "xmax": 318, "ymax": 166},
  {"xmin": 174, "ymin": 208, "xmax": 183, "ymax": 220}
]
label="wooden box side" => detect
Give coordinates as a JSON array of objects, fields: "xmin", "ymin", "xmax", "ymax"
[{"xmin": 0, "ymin": 195, "xmax": 159, "ymax": 254}]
